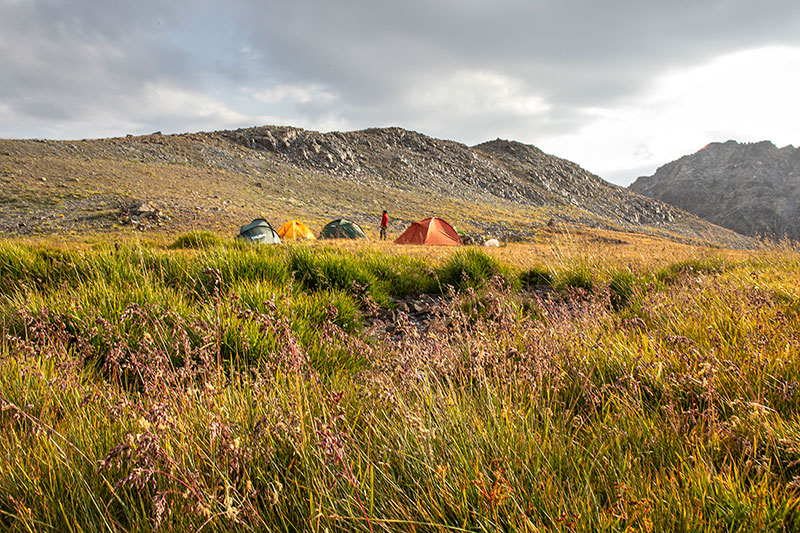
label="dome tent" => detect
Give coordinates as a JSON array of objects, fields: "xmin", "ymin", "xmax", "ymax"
[
  {"xmin": 319, "ymin": 219, "xmax": 368, "ymax": 240},
  {"xmin": 238, "ymin": 219, "xmax": 281, "ymax": 244},
  {"xmin": 277, "ymin": 220, "xmax": 316, "ymax": 241},
  {"xmin": 394, "ymin": 217, "xmax": 462, "ymax": 246}
]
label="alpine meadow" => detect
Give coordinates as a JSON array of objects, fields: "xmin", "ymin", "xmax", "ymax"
[{"xmin": 2, "ymin": 228, "xmax": 800, "ymax": 531}]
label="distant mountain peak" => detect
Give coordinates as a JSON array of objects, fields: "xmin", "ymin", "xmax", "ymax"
[{"xmin": 630, "ymin": 140, "xmax": 800, "ymax": 239}]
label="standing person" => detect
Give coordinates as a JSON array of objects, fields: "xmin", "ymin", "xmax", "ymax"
[{"xmin": 380, "ymin": 210, "xmax": 389, "ymax": 240}]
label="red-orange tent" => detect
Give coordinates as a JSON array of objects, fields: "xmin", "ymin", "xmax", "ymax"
[{"xmin": 394, "ymin": 217, "xmax": 462, "ymax": 246}]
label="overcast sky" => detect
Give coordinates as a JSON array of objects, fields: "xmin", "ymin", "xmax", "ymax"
[{"xmin": 2, "ymin": 1, "xmax": 799, "ymax": 185}]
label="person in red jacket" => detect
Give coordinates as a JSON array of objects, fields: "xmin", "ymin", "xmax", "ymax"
[{"xmin": 380, "ymin": 210, "xmax": 389, "ymax": 240}]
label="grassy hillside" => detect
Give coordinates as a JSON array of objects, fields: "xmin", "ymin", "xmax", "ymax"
[
  {"xmin": 1, "ymin": 234, "xmax": 799, "ymax": 531},
  {"xmin": 0, "ymin": 128, "xmax": 752, "ymax": 248}
]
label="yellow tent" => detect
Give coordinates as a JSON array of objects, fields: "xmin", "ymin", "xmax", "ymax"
[{"xmin": 277, "ymin": 220, "xmax": 316, "ymax": 241}]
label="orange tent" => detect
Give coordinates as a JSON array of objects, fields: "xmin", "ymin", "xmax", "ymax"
[
  {"xmin": 394, "ymin": 217, "xmax": 462, "ymax": 246},
  {"xmin": 277, "ymin": 220, "xmax": 316, "ymax": 241}
]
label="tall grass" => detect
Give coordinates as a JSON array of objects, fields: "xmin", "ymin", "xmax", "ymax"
[
  {"xmin": 1, "ymin": 236, "xmax": 800, "ymax": 531},
  {"xmin": 168, "ymin": 231, "xmax": 223, "ymax": 249},
  {"xmin": 438, "ymin": 248, "xmax": 513, "ymax": 291}
]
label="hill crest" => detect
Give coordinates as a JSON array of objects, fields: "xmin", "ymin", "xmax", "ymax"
[{"xmin": 0, "ymin": 125, "xmax": 750, "ymax": 246}]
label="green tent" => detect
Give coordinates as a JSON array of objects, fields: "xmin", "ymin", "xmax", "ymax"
[
  {"xmin": 318, "ymin": 219, "xmax": 368, "ymax": 240},
  {"xmin": 238, "ymin": 219, "xmax": 281, "ymax": 244}
]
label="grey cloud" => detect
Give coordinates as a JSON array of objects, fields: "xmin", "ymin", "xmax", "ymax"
[
  {"xmin": 233, "ymin": 0, "xmax": 800, "ymax": 131},
  {"xmin": 0, "ymin": 0, "xmax": 207, "ymax": 136}
]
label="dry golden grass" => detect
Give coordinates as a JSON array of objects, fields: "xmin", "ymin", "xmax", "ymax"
[
  {"xmin": 310, "ymin": 224, "xmax": 754, "ymax": 271},
  {"xmin": 5, "ymin": 222, "xmax": 761, "ymax": 275}
]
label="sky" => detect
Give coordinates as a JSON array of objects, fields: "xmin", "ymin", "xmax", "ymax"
[{"xmin": 1, "ymin": 1, "xmax": 799, "ymax": 185}]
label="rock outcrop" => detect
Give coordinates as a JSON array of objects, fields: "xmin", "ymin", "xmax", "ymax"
[{"xmin": 630, "ymin": 140, "xmax": 800, "ymax": 240}]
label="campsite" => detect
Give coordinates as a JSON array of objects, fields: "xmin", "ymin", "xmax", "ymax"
[{"xmin": 237, "ymin": 216, "xmax": 465, "ymax": 246}]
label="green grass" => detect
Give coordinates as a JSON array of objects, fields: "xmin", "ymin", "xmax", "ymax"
[
  {"xmin": 518, "ymin": 265, "xmax": 553, "ymax": 287},
  {"xmin": 438, "ymin": 248, "xmax": 512, "ymax": 291},
  {"xmin": 168, "ymin": 230, "xmax": 223, "ymax": 249},
  {"xmin": 555, "ymin": 260, "xmax": 594, "ymax": 291},
  {"xmin": 608, "ymin": 268, "xmax": 647, "ymax": 310},
  {"xmin": 656, "ymin": 256, "xmax": 731, "ymax": 284},
  {"xmin": 1, "ymin": 236, "xmax": 800, "ymax": 531}
]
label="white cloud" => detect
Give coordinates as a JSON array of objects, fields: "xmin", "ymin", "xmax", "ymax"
[
  {"xmin": 0, "ymin": 83, "xmax": 286, "ymax": 139},
  {"xmin": 237, "ymin": 83, "xmax": 350, "ymax": 132},
  {"xmin": 409, "ymin": 70, "xmax": 550, "ymax": 117},
  {"xmin": 295, "ymin": 114, "xmax": 352, "ymax": 133},
  {"xmin": 242, "ymin": 84, "xmax": 335, "ymax": 105},
  {"xmin": 534, "ymin": 46, "xmax": 800, "ymax": 185},
  {"xmin": 139, "ymin": 85, "xmax": 249, "ymax": 124}
]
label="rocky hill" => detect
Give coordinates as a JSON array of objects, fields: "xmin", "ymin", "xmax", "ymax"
[
  {"xmin": 0, "ymin": 126, "xmax": 750, "ymax": 246},
  {"xmin": 630, "ymin": 140, "xmax": 800, "ymax": 240}
]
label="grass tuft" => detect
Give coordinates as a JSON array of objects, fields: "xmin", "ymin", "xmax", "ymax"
[
  {"xmin": 608, "ymin": 269, "xmax": 647, "ymax": 309},
  {"xmin": 555, "ymin": 261, "xmax": 594, "ymax": 291},
  {"xmin": 657, "ymin": 256, "xmax": 730, "ymax": 284},
  {"xmin": 519, "ymin": 265, "xmax": 553, "ymax": 287},
  {"xmin": 168, "ymin": 231, "xmax": 223, "ymax": 249},
  {"xmin": 437, "ymin": 248, "xmax": 511, "ymax": 291}
]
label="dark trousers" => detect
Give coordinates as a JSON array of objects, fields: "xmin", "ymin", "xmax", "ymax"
[{"xmin": 380, "ymin": 226, "xmax": 387, "ymax": 240}]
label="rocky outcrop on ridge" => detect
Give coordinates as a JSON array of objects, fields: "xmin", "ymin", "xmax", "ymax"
[
  {"xmin": 223, "ymin": 126, "xmax": 521, "ymax": 203},
  {"xmin": 223, "ymin": 126, "xmax": 747, "ymax": 245},
  {"xmin": 630, "ymin": 140, "xmax": 800, "ymax": 240},
  {"xmin": 472, "ymin": 140, "xmax": 681, "ymax": 227}
]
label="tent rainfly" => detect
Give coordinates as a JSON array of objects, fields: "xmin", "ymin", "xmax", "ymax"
[
  {"xmin": 238, "ymin": 219, "xmax": 281, "ymax": 244},
  {"xmin": 277, "ymin": 220, "xmax": 316, "ymax": 241},
  {"xmin": 394, "ymin": 217, "xmax": 462, "ymax": 246},
  {"xmin": 319, "ymin": 219, "xmax": 368, "ymax": 240}
]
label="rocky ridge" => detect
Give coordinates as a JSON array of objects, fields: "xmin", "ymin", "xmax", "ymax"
[
  {"xmin": 222, "ymin": 126, "xmax": 745, "ymax": 244},
  {"xmin": 630, "ymin": 140, "xmax": 800, "ymax": 240},
  {"xmin": 0, "ymin": 126, "xmax": 751, "ymax": 246}
]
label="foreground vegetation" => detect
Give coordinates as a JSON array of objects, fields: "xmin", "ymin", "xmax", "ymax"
[{"xmin": 1, "ymin": 234, "xmax": 800, "ymax": 531}]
